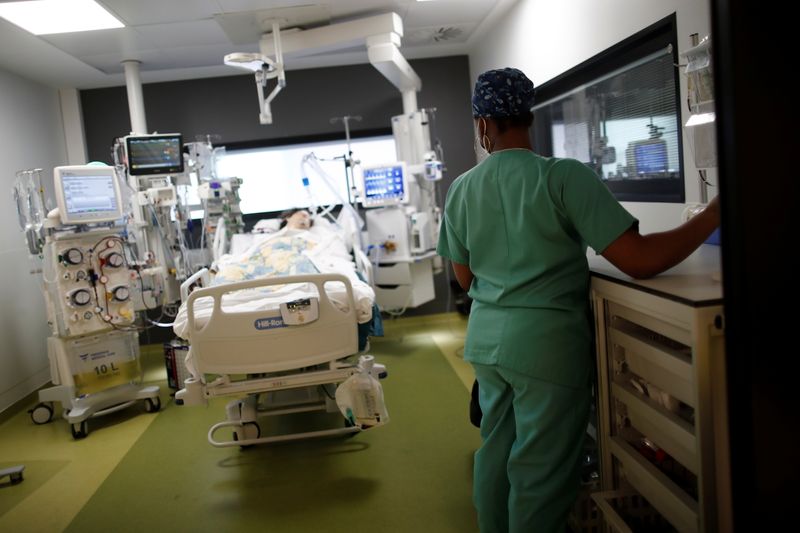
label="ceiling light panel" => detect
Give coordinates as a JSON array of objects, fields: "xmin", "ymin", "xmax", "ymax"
[
  {"xmin": 99, "ymin": 0, "xmax": 219, "ymax": 26},
  {"xmin": 0, "ymin": 0, "xmax": 124, "ymax": 35}
]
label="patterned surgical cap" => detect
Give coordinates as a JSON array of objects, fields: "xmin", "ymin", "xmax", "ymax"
[{"xmin": 472, "ymin": 68, "xmax": 536, "ymax": 118}]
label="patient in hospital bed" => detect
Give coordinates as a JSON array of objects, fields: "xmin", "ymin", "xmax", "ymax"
[
  {"xmin": 172, "ymin": 211, "xmax": 375, "ymax": 341},
  {"xmin": 279, "ymin": 208, "xmax": 313, "ymax": 230}
]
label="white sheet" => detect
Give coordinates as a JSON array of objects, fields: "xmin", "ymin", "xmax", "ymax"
[{"xmin": 173, "ymin": 218, "xmax": 374, "ymax": 340}]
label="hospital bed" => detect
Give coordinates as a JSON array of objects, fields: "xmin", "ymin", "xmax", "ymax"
[{"xmin": 174, "ymin": 217, "xmax": 386, "ymax": 447}]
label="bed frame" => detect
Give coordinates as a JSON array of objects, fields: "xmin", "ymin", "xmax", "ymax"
[{"xmin": 175, "ymin": 272, "xmax": 385, "ymax": 447}]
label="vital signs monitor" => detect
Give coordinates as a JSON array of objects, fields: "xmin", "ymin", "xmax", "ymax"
[{"xmin": 125, "ymin": 134, "xmax": 184, "ymax": 176}]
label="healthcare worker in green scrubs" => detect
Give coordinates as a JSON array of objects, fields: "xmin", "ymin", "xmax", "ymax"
[{"xmin": 437, "ymin": 68, "xmax": 720, "ymax": 533}]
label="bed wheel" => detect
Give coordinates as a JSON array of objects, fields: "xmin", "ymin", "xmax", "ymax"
[
  {"xmin": 29, "ymin": 403, "xmax": 54, "ymax": 425},
  {"xmin": 233, "ymin": 421, "xmax": 261, "ymax": 448},
  {"xmin": 144, "ymin": 397, "xmax": 161, "ymax": 413},
  {"xmin": 71, "ymin": 420, "xmax": 88, "ymax": 440}
]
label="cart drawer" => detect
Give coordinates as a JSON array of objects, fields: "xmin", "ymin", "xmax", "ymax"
[
  {"xmin": 609, "ymin": 325, "xmax": 695, "ymax": 407},
  {"xmin": 374, "ymin": 262, "xmax": 412, "ymax": 285},
  {"xmin": 592, "ymin": 490, "xmax": 676, "ymax": 533},
  {"xmin": 612, "ymin": 381, "xmax": 698, "ymax": 474},
  {"xmin": 608, "ymin": 301, "xmax": 692, "ymax": 347},
  {"xmin": 609, "ymin": 436, "xmax": 698, "ymax": 533}
]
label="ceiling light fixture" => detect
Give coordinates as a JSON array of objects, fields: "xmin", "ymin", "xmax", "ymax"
[{"xmin": 0, "ymin": 0, "xmax": 124, "ymax": 36}]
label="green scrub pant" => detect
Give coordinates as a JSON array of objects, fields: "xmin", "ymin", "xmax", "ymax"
[{"xmin": 472, "ymin": 363, "xmax": 590, "ymax": 533}]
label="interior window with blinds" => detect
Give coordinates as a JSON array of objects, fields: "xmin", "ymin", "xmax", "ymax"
[{"xmin": 532, "ymin": 17, "xmax": 684, "ymax": 203}]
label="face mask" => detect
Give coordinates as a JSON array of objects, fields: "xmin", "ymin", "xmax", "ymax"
[
  {"xmin": 474, "ymin": 118, "xmax": 492, "ymax": 159},
  {"xmin": 474, "ymin": 136, "xmax": 489, "ymax": 160}
]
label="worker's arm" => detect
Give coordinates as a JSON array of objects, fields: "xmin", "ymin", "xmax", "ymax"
[
  {"xmin": 602, "ymin": 196, "xmax": 721, "ymax": 279},
  {"xmin": 452, "ymin": 261, "xmax": 474, "ymax": 291}
]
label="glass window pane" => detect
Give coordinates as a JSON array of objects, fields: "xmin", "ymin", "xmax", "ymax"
[
  {"xmin": 533, "ymin": 49, "xmax": 684, "ymax": 203},
  {"xmin": 215, "ymin": 136, "xmax": 397, "ymax": 214}
]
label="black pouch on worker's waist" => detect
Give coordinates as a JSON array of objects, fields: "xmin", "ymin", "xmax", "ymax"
[{"xmin": 469, "ymin": 379, "xmax": 482, "ymax": 428}]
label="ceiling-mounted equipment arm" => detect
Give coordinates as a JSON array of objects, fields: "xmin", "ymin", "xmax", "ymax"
[
  {"xmin": 224, "ymin": 21, "xmax": 285, "ymax": 125},
  {"xmin": 366, "ymin": 33, "xmax": 421, "ymax": 115},
  {"xmin": 257, "ymin": 12, "xmax": 421, "ymax": 117}
]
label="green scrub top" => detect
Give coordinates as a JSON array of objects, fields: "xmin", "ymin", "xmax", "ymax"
[{"xmin": 437, "ymin": 149, "xmax": 636, "ymax": 388}]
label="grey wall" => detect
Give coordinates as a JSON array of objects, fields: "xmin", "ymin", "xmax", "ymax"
[
  {"xmin": 80, "ymin": 55, "xmax": 476, "ymax": 316},
  {"xmin": 1, "ymin": 67, "xmax": 68, "ymax": 413}
]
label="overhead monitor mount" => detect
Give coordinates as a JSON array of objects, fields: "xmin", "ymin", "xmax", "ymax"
[{"xmin": 225, "ymin": 12, "xmax": 420, "ymax": 125}]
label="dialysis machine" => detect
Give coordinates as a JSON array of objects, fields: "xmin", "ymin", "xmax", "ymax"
[
  {"xmin": 15, "ymin": 165, "xmax": 160, "ymax": 439},
  {"xmin": 361, "ymin": 108, "xmax": 443, "ymax": 311}
]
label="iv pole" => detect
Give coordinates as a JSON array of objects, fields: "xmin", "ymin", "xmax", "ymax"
[{"xmin": 330, "ymin": 115, "xmax": 362, "ymax": 206}]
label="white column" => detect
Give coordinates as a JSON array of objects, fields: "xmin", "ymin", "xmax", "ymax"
[
  {"xmin": 402, "ymin": 90, "xmax": 418, "ymax": 116},
  {"xmin": 122, "ymin": 60, "xmax": 147, "ymax": 134},
  {"xmin": 58, "ymin": 88, "xmax": 87, "ymax": 164}
]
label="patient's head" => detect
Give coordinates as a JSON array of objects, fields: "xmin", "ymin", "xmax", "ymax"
[{"xmin": 280, "ymin": 209, "xmax": 313, "ymax": 230}]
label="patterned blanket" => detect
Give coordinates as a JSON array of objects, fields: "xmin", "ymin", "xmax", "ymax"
[{"xmin": 213, "ymin": 235, "xmax": 319, "ymax": 289}]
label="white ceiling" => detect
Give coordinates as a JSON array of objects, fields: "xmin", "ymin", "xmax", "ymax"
[{"xmin": 0, "ymin": 0, "xmax": 517, "ymax": 89}]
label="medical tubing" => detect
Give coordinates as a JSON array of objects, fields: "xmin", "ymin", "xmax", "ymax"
[
  {"xmin": 88, "ymin": 239, "xmax": 141, "ymax": 333},
  {"xmin": 301, "ymin": 153, "xmax": 364, "ymax": 230},
  {"xmin": 319, "ymin": 384, "xmax": 337, "ymax": 401},
  {"xmin": 316, "ymin": 200, "xmax": 336, "ymax": 220},
  {"xmin": 384, "ymin": 290, "xmax": 412, "ymax": 317},
  {"xmin": 120, "ymin": 170, "xmax": 154, "ymax": 261},
  {"xmin": 364, "ymin": 244, "xmax": 386, "ymax": 288},
  {"xmin": 146, "ymin": 317, "xmax": 175, "ymax": 328},
  {"xmin": 146, "ymin": 203, "xmax": 180, "ymax": 302},
  {"xmin": 301, "ymin": 175, "xmax": 318, "ymax": 213},
  {"xmin": 199, "ymin": 197, "xmax": 209, "ymax": 253},
  {"xmin": 299, "ymin": 158, "xmax": 324, "ymax": 214},
  {"xmin": 302, "ymin": 157, "xmax": 338, "ymax": 218},
  {"xmin": 116, "ymin": 231, "xmax": 152, "ymax": 312},
  {"xmin": 125, "ymin": 238, "xmax": 161, "ymax": 315}
]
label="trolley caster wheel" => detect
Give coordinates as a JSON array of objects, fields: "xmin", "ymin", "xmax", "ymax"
[
  {"xmin": 233, "ymin": 422, "xmax": 260, "ymax": 448},
  {"xmin": 71, "ymin": 420, "xmax": 88, "ymax": 440},
  {"xmin": 29, "ymin": 403, "xmax": 54, "ymax": 425},
  {"xmin": 144, "ymin": 397, "xmax": 161, "ymax": 413}
]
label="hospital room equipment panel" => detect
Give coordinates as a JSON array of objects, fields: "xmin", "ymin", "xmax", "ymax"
[
  {"xmin": 47, "ymin": 230, "xmax": 137, "ymax": 338},
  {"xmin": 589, "ymin": 248, "xmax": 730, "ymax": 532}
]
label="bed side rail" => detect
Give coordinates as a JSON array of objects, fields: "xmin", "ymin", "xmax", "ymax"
[
  {"xmin": 185, "ymin": 273, "xmax": 358, "ymax": 375},
  {"xmin": 354, "ymin": 247, "xmax": 373, "ymax": 286},
  {"xmin": 180, "ymin": 268, "xmax": 212, "ymax": 303}
]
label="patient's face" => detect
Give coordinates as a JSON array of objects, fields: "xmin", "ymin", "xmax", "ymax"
[{"xmin": 286, "ymin": 210, "xmax": 312, "ymax": 230}]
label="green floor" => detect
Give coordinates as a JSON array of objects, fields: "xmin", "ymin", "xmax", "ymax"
[{"xmin": 1, "ymin": 313, "xmax": 476, "ymax": 533}]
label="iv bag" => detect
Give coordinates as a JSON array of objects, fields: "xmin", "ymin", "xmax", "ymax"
[{"xmin": 12, "ymin": 169, "xmax": 45, "ymax": 231}]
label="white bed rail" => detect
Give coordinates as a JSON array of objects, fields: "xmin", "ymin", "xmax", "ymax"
[
  {"xmin": 354, "ymin": 247, "xmax": 373, "ymax": 287},
  {"xmin": 185, "ymin": 273, "xmax": 358, "ymax": 375},
  {"xmin": 180, "ymin": 268, "xmax": 212, "ymax": 303}
]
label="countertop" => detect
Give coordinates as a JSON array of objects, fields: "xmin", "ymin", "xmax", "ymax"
[{"xmin": 588, "ymin": 244, "xmax": 723, "ymax": 307}]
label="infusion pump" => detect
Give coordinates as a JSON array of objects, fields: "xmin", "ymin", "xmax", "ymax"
[{"xmin": 44, "ymin": 230, "xmax": 137, "ymax": 338}]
